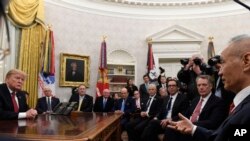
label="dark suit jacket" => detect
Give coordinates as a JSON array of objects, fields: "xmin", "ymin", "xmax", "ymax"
[
  {"xmin": 185, "ymin": 94, "xmax": 227, "ymax": 130},
  {"xmin": 214, "ymin": 76, "xmax": 235, "ymax": 108},
  {"xmin": 193, "ymin": 94, "xmax": 250, "ymax": 141},
  {"xmin": 141, "ymin": 95, "xmax": 162, "ymax": 118},
  {"xmin": 0, "ymin": 84, "xmax": 29, "ymax": 120},
  {"xmin": 93, "ymin": 96, "xmax": 114, "ymax": 112},
  {"xmin": 139, "ymin": 83, "xmax": 149, "ymax": 99},
  {"xmin": 157, "ymin": 93, "xmax": 189, "ymax": 121},
  {"xmin": 114, "ymin": 96, "xmax": 135, "ymax": 118},
  {"xmin": 69, "ymin": 94, "xmax": 93, "ymax": 112},
  {"xmin": 35, "ymin": 96, "xmax": 60, "ymax": 114}
]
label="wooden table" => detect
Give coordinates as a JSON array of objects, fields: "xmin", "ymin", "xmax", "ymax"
[{"xmin": 0, "ymin": 112, "xmax": 122, "ymax": 141}]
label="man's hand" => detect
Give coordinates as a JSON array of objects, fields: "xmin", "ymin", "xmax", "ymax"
[
  {"xmin": 26, "ymin": 109, "xmax": 37, "ymax": 119},
  {"xmin": 192, "ymin": 64, "xmax": 202, "ymax": 75},
  {"xmin": 115, "ymin": 110, "xmax": 123, "ymax": 114},
  {"xmin": 140, "ymin": 111, "xmax": 147, "ymax": 117},
  {"xmin": 167, "ymin": 113, "xmax": 194, "ymax": 135},
  {"xmin": 160, "ymin": 119, "xmax": 171, "ymax": 128}
]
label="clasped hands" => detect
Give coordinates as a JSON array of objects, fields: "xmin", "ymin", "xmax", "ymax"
[{"xmin": 26, "ymin": 108, "xmax": 38, "ymax": 119}]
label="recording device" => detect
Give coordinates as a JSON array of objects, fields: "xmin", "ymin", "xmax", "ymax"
[
  {"xmin": 193, "ymin": 57, "xmax": 202, "ymax": 66},
  {"xmin": 180, "ymin": 58, "xmax": 189, "ymax": 66},
  {"xmin": 52, "ymin": 102, "xmax": 77, "ymax": 116},
  {"xmin": 208, "ymin": 55, "xmax": 221, "ymax": 66}
]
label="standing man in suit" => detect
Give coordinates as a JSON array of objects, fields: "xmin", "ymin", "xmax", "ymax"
[
  {"xmin": 139, "ymin": 74, "xmax": 150, "ymax": 100},
  {"xmin": 94, "ymin": 89, "xmax": 114, "ymax": 112},
  {"xmin": 69, "ymin": 84, "xmax": 93, "ymax": 112},
  {"xmin": 141, "ymin": 79, "xmax": 189, "ymax": 141},
  {"xmin": 114, "ymin": 87, "xmax": 135, "ymax": 132},
  {"xmin": 167, "ymin": 34, "xmax": 250, "ymax": 141},
  {"xmin": 126, "ymin": 84, "xmax": 162, "ymax": 141},
  {"xmin": 35, "ymin": 87, "xmax": 60, "ymax": 114},
  {"xmin": 0, "ymin": 69, "xmax": 37, "ymax": 120}
]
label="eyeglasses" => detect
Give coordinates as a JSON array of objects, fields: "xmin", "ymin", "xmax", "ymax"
[{"xmin": 168, "ymin": 85, "xmax": 177, "ymax": 87}]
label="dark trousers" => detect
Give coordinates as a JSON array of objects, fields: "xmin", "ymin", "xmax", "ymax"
[
  {"xmin": 141, "ymin": 119, "xmax": 165, "ymax": 141},
  {"xmin": 126, "ymin": 117, "xmax": 151, "ymax": 141}
]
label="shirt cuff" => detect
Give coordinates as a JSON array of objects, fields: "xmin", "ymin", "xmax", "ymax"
[
  {"xmin": 18, "ymin": 112, "xmax": 27, "ymax": 119},
  {"xmin": 191, "ymin": 125, "xmax": 197, "ymax": 136}
]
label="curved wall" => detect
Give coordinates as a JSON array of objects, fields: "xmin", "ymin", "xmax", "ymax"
[{"xmin": 44, "ymin": 2, "xmax": 250, "ymax": 101}]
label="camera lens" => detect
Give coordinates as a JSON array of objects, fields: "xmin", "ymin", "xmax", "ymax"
[
  {"xmin": 193, "ymin": 58, "xmax": 202, "ymax": 66},
  {"xmin": 180, "ymin": 59, "xmax": 189, "ymax": 66}
]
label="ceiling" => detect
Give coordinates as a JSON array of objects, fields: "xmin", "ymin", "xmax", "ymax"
[{"xmin": 45, "ymin": 0, "xmax": 250, "ymax": 19}]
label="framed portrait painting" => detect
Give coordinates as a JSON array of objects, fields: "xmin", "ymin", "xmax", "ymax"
[{"xmin": 60, "ymin": 53, "xmax": 90, "ymax": 87}]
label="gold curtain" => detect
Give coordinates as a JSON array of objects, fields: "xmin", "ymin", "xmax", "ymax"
[
  {"xmin": 7, "ymin": 0, "xmax": 44, "ymax": 28},
  {"xmin": 7, "ymin": 0, "xmax": 46, "ymax": 108}
]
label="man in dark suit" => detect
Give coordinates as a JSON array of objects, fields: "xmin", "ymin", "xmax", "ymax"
[
  {"xmin": 114, "ymin": 87, "xmax": 135, "ymax": 131},
  {"xmin": 167, "ymin": 34, "xmax": 250, "ymax": 141},
  {"xmin": 126, "ymin": 84, "xmax": 162, "ymax": 141},
  {"xmin": 141, "ymin": 79, "xmax": 189, "ymax": 141},
  {"xmin": 163, "ymin": 75, "xmax": 227, "ymax": 141},
  {"xmin": 139, "ymin": 74, "xmax": 150, "ymax": 100},
  {"xmin": 94, "ymin": 89, "xmax": 114, "ymax": 112},
  {"xmin": 35, "ymin": 87, "xmax": 60, "ymax": 114},
  {"xmin": 0, "ymin": 69, "xmax": 37, "ymax": 120},
  {"xmin": 69, "ymin": 84, "xmax": 93, "ymax": 112}
]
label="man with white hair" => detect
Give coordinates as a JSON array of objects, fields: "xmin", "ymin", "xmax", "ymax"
[{"xmin": 35, "ymin": 87, "xmax": 60, "ymax": 114}]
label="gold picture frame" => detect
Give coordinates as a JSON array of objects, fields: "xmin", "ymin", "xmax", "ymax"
[{"xmin": 60, "ymin": 53, "xmax": 90, "ymax": 87}]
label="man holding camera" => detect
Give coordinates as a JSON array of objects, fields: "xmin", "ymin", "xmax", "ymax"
[
  {"xmin": 177, "ymin": 54, "xmax": 207, "ymax": 101},
  {"xmin": 208, "ymin": 55, "xmax": 235, "ymax": 110}
]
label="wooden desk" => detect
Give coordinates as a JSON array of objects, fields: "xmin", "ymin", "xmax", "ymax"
[{"xmin": 0, "ymin": 112, "xmax": 122, "ymax": 141}]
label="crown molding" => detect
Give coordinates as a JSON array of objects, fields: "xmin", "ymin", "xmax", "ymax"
[{"xmin": 45, "ymin": 0, "xmax": 250, "ymax": 20}]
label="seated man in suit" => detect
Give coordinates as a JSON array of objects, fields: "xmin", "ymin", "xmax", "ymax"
[
  {"xmin": 69, "ymin": 84, "xmax": 93, "ymax": 112},
  {"xmin": 35, "ymin": 87, "xmax": 60, "ymax": 114},
  {"xmin": 166, "ymin": 34, "xmax": 250, "ymax": 141},
  {"xmin": 94, "ymin": 89, "xmax": 114, "ymax": 112},
  {"xmin": 126, "ymin": 84, "xmax": 162, "ymax": 141},
  {"xmin": 114, "ymin": 87, "xmax": 135, "ymax": 131},
  {"xmin": 141, "ymin": 79, "xmax": 189, "ymax": 141},
  {"xmin": 0, "ymin": 69, "xmax": 37, "ymax": 120},
  {"xmin": 162, "ymin": 75, "xmax": 227, "ymax": 141}
]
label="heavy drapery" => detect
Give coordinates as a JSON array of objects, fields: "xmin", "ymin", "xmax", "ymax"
[{"xmin": 7, "ymin": 0, "xmax": 46, "ymax": 107}]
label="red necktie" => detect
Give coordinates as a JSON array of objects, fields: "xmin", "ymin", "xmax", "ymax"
[
  {"xmin": 191, "ymin": 98, "xmax": 203, "ymax": 123},
  {"xmin": 11, "ymin": 92, "xmax": 19, "ymax": 112},
  {"xmin": 229, "ymin": 102, "xmax": 235, "ymax": 114}
]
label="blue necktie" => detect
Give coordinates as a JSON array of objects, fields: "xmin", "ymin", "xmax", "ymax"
[
  {"xmin": 103, "ymin": 98, "xmax": 107, "ymax": 109},
  {"xmin": 121, "ymin": 99, "xmax": 125, "ymax": 112},
  {"xmin": 165, "ymin": 97, "xmax": 172, "ymax": 117},
  {"xmin": 47, "ymin": 97, "xmax": 52, "ymax": 112}
]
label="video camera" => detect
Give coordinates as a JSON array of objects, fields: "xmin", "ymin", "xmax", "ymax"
[
  {"xmin": 208, "ymin": 55, "xmax": 221, "ymax": 66},
  {"xmin": 180, "ymin": 57, "xmax": 202, "ymax": 66}
]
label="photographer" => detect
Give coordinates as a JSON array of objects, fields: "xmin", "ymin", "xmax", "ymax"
[
  {"xmin": 208, "ymin": 55, "xmax": 235, "ymax": 110},
  {"xmin": 177, "ymin": 54, "xmax": 207, "ymax": 101}
]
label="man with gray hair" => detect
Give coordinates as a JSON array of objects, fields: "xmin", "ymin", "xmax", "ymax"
[{"xmin": 167, "ymin": 34, "xmax": 250, "ymax": 141}]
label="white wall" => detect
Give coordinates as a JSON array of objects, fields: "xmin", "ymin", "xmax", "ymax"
[{"xmin": 44, "ymin": 3, "xmax": 250, "ymax": 101}]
